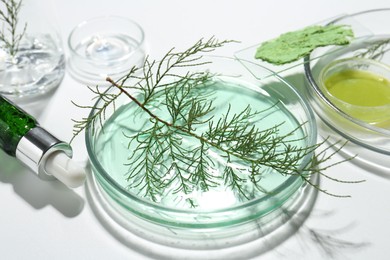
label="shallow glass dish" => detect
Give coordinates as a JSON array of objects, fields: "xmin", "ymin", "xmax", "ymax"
[
  {"xmin": 318, "ymin": 57, "xmax": 390, "ymax": 125},
  {"xmin": 304, "ymin": 9, "xmax": 390, "ymax": 157},
  {"xmin": 68, "ymin": 16, "xmax": 145, "ymax": 85},
  {"xmin": 85, "ymin": 57, "xmax": 317, "ymax": 229}
]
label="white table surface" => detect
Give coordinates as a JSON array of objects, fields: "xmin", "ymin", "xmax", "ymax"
[{"xmin": 1, "ymin": 0, "xmax": 389, "ymax": 259}]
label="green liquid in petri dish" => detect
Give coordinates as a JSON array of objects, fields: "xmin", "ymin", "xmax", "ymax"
[
  {"xmin": 94, "ymin": 78, "xmax": 306, "ymax": 210},
  {"xmin": 324, "ymin": 69, "xmax": 390, "ymax": 124}
]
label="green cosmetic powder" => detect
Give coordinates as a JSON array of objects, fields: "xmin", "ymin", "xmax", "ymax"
[{"xmin": 255, "ymin": 25, "xmax": 354, "ymax": 65}]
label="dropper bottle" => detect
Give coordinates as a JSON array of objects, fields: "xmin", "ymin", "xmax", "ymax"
[{"xmin": 0, "ymin": 95, "xmax": 85, "ymax": 188}]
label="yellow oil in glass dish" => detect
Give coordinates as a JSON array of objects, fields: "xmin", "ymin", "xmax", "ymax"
[
  {"xmin": 325, "ymin": 69, "xmax": 390, "ymax": 107},
  {"xmin": 320, "ymin": 58, "xmax": 390, "ymax": 126}
]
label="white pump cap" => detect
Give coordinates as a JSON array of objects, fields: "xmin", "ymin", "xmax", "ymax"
[
  {"xmin": 16, "ymin": 126, "xmax": 86, "ymax": 188},
  {"xmin": 44, "ymin": 151, "xmax": 86, "ymax": 188}
]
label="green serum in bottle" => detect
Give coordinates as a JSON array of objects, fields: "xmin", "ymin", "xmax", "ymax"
[
  {"xmin": 0, "ymin": 96, "xmax": 37, "ymax": 156},
  {"xmin": 0, "ymin": 95, "xmax": 85, "ymax": 188}
]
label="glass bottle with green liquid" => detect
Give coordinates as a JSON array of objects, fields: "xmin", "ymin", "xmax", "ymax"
[{"xmin": 0, "ymin": 95, "xmax": 85, "ymax": 188}]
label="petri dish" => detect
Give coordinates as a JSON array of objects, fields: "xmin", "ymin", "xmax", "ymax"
[
  {"xmin": 85, "ymin": 56, "xmax": 318, "ymax": 231},
  {"xmin": 318, "ymin": 57, "xmax": 390, "ymax": 125},
  {"xmin": 304, "ymin": 9, "xmax": 390, "ymax": 173},
  {"xmin": 304, "ymin": 10, "xmax": 390, "ymax": 156},
  {"xmin": 67, "ymin": 16, "xmax": 146, "ymax": 85}
]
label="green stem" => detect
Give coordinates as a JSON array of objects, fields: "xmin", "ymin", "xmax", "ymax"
[{"xmin": 106, "ymin": 77, "xmax": 173, "ymax": 127}]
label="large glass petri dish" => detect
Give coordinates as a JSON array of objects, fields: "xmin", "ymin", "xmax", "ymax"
[{"xmin": 85, "ymin": 56, "xmax": 317, "ymax": 230}]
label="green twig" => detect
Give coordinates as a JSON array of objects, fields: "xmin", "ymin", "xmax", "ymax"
[
  {"xmin": 73, "ymin": 37, "xmax": 361, "ymax": 206},
  {"xmin": 0, "ymin": 0, "xmax": 27, "ymax": 56}
]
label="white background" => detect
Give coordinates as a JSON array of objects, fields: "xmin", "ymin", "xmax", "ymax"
[{"xmin": 0, "ymin": 0, "xmax": 389, "ymax": 259}]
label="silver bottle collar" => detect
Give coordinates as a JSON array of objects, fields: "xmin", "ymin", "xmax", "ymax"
[{"xmin": 15, "ymin": 126, "xmax": 73, "ymax": 180}]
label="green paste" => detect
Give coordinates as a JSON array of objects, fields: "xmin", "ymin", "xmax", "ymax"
[{"xmin": 255, "ymin": 25, "xmax": 354, "ymax": 65}]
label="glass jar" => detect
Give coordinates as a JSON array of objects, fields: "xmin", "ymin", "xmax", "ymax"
[{"xmin": 0, "ymin": 0, "xmax": 65, "ymax": 96}]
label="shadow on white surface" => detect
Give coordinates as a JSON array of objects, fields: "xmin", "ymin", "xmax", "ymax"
[
  {"xmin": 84, "ymin": 165, "xmax": 311, "ymax": 259},
  {"xmin": 289, "ymin": 209, "xmax": 370, "ymax": 259},
  {"xmin": 0, "ymin": 151, "xmax": 85, "ymax": 217},
  {"xmin": 84, "ymin": 163, "xmax": 369, "ymax": 259}
]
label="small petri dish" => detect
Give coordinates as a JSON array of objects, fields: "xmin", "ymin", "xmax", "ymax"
[
  {"xmin": 318, "ymin": 57, "xmax": 390, "ymax": 125},
  {"xmin": 85, "ymin": 57, "xmax": 317, "ymax": 232},
  {"xmin": 67, "ymin": 16, "xmax": 146, "ymax": 85}
]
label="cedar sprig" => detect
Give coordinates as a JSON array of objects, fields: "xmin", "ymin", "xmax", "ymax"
[
  {"xmin": 73, "ymin": 37, "xmax": 363, "ymax": 207},
  {"xmin": 0, "ymin": 0, "xmax": 27, "ymax": 56}
]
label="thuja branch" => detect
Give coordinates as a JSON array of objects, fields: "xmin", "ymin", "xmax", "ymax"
[
  {"xmin": 73, "ymin": 37, "xmax": 362, "ymax": 205},
  {"xmin": 107, "ymin": 76, "xmax": 290, "ymax": 175},
  {"xmin": 0, "ymin": 0, "xmax": 27, "ymax": 56},
  {"xmin": 72, "ymin": 37, "xmax": 233, "ymax": 142},
  {"xmin": 107, "ymin": 77, "xmax": 173, "ymax": 127},
  {"xmin": 355, "ymin": 38, "xmax": 390, "ymax": 61},
  {"xmin": 108, "ymin": 76, "xmax": 272, "ymax": 160},
  {"xmin": 105, "ymin": 75, "xmax": 358, "ymax": 201}
]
